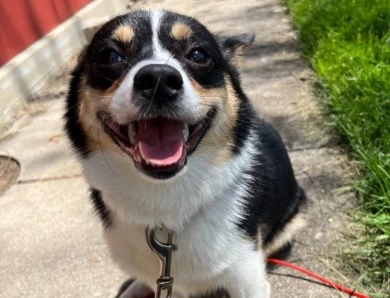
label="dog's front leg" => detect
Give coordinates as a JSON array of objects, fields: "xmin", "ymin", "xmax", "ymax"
[
  {"xmin": 117, "ymin": 280, "xmax": 154, "ymax": 298},
  {"xmin": 118, "ymin": 279, "xmax": 185, "ymax": 298},
  {"xmin": 222, "ymin": 251, "xmax": 270, "ymax": 298}
]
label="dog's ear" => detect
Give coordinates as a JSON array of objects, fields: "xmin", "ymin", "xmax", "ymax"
[
  {"xmin": 82, "ymin": 17, "xmax": 110, "ymax": 43},
  {"xmin": 218, "ymin": 33, "xmax": 255, "ymax": 68},
  {"xmin": 77, "ymin": 46, "xmax": 88, "ymax": 63}
]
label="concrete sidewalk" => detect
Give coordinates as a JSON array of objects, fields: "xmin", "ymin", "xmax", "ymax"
[{"xmin": 0, "ymin": 0, "xmax": 356, "ymax": 297}]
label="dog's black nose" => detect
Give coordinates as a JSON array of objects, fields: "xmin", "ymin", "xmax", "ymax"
[{"xmin": 133, "ymin": 64, "xmax": 183, "ymax": 101}]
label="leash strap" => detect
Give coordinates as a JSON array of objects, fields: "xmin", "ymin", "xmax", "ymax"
[{"xmin": 268, "ymin": 258, "xmax": 370, "ymax": 298}]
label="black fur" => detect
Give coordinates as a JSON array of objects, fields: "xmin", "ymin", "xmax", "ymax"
[
  {"xmin": 90, "ymin": 188, "xmax": 112, "ymax": 228},
  {"xmin": 217, "ymin": 33, "xmax": 256, "ymax": 156},
  {"xmin": 114, "ymin": 279, "xmax": 136, "ymax": 298},
  {"xmin": 159, "ymin": 12, "xmax": 226, "ymax": 89},
  {"xmin": 236, "ymin": 119, "xmax": 307, "ymax": 247},
  {"xmin": 191, "ymin": 289, "xmax": 230, "ymax": 298},
  {"xmin": 228, "ymin": 75, "xmax": 255, "ymax": 156},
  {"xmin": 64, "ymin": 62, "xmax": 89, "ymax": 157},
  {"xmin": 86, "ymin": 11, "xmax": 153, "ymax": 90}
]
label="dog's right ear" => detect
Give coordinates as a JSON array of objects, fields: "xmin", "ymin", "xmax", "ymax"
[
  {"xmin": 77, "ymin": 46, "xmax": 88, "ymax": 64},
  {"xmin": 217, "ymin": 33, "xmax": 255, "ymax": 68},
  {"xmin": 82, "ymin": 17, "xmax": 110, "ymax": 43}
]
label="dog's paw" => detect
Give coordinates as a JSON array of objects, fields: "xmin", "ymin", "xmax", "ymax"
[{"xmin": 117, "ymin": 279, "xmax": 154, "ymax": 298}]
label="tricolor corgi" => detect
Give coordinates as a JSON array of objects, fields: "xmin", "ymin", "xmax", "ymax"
[{"xmin": 65, "ymin": 10, "xmax": 307, "ymax": 298}]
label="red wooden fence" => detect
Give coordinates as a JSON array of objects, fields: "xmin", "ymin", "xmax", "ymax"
[{"xmin": 0, "ymin": 0, "xmax": 90, "ymax": 66}]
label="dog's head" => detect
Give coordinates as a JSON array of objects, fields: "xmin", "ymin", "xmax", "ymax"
[{"xmin": 66, "ymin": 10, "xmax": 254, "ymax": 181}]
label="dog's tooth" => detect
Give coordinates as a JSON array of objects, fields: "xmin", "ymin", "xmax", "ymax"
[
  {"xmin": 128, "ymin": 123, "xmax": 136, "ymax": 144},
  {"xmin": 130, "ymin": 147, "xmax": 142, "ymax": 163},
  {"xmin": 183, "ymin": 124, "xmax": 189, "ymax": 141},
  {"xmin": 136, "ymin": 154, "xmax": 142, "ymax": 163}
]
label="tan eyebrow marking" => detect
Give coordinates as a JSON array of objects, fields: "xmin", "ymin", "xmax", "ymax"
[
  {"xmin": 171, "ymin": 23, "xmax": 193, "ymax": 40},
  {"xmin": 112, "ymin": 25, "xmax": 135, "ymax": 43}
]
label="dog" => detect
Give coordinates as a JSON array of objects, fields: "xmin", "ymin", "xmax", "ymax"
[{"xmin": 64, "ymin": 10, "xmax": 307, "ymax": 298}]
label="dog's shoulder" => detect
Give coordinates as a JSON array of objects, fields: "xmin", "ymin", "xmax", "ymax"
[{"xmin": 236, "ymin": 116, "xmax": 307, "ymax": 254}]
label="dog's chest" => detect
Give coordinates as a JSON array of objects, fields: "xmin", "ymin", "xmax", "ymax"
[{"xmin": 104, "ymin": 205, "xmax": 249, "ymax": 289}]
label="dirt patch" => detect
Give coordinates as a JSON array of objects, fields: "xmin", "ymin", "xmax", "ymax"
[{"xmin": 0, "ymin": 156, "xmax": 21, "ymax": 195}]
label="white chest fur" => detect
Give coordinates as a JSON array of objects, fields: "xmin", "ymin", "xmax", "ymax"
[{"xmin": 104, "ymin": 191, "xmax": 258, "ymax": 296}]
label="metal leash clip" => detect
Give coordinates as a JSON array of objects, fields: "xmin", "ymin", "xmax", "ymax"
[{"xmin": 145, "ymin": 226, "xmax": 176, "ymax": 298}]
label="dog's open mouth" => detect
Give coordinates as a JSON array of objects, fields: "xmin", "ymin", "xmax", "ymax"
[{"xmin": 98, "ymin": 109, "xmax": 215, "ymax": 179}]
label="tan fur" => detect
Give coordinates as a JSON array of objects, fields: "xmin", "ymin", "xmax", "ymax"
[
  {"xmin": 113, "ymin": 26, "xmax": 135, "ymax": 43},
  {"xmin": 231, "ymin": 47, "xmax": 245, "ymax": 69},
  {"xmin": 262, "ymin": 213, "xmax": 307, "ymax": 256},
  {"xmin": 78, "ymin": 76, "xmax": 123, "ymax": 154},
  {"xmin": 224, "ymin": 77, "xmax": 239, "ymax": 126},
  {"xmin": 231, "ymin": 43, "xmax": 253, "ymax": 69},
  {"xmin": 171, "ymin": 23, "xmax": 193, "ymax": 40},
  {"xmin": 190, "ymin": 76, "xmax": 239, "ymax": 164}
]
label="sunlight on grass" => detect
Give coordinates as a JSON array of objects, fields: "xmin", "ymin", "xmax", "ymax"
[{"xmin": 285, "ymin": 0, "xmax": 390, "ymax": 296}]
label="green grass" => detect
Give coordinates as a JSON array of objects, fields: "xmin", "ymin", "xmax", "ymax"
[{"xmin": 284, "ymin": 0, "xmax": 390, "ymax": 296}]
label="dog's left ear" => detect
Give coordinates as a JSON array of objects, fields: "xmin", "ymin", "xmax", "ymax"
[
  {"xmin": 218, "ymin": 33, "xmax": 255, "ymax": 68},
  {"xmin": 83, "ymin": 17, "xmax": 110, "ymax": 43}
]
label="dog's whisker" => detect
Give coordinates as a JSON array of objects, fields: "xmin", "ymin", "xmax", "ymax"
[{"xmin": 97, "ymin": 128, "xmax": 116, "ymax": 175}]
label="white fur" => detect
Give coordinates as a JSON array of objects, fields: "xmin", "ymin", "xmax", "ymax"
[{"xmin": 81, "ymin": 10, "xmax": 270, "ymax": 298}]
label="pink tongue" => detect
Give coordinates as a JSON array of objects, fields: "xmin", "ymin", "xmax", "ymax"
[{"xmin": 137, "ymin": 119, "xmax": 184, "ymax": 166}]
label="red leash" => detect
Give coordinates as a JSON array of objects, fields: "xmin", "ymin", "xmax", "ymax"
[{"xmin": 267, "ymin": 258, "xmax": 369, "ymax": 298}]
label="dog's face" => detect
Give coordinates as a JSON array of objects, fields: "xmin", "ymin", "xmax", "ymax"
[{"xmin": 70, "ymin": 10, "xmax": 254, "ymax": 180}]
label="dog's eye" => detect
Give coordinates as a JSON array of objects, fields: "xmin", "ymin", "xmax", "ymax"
[
  {"xmin": 99, "ymin": 50, "xmax": 123, "ymax": 65},
  {"xmin": 188, "ymin": 49, "xmax": 209, "ymax": 64},
  {"xmin": 108, "ymin": 51, "xmax": 123, "ymax": 64}
]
